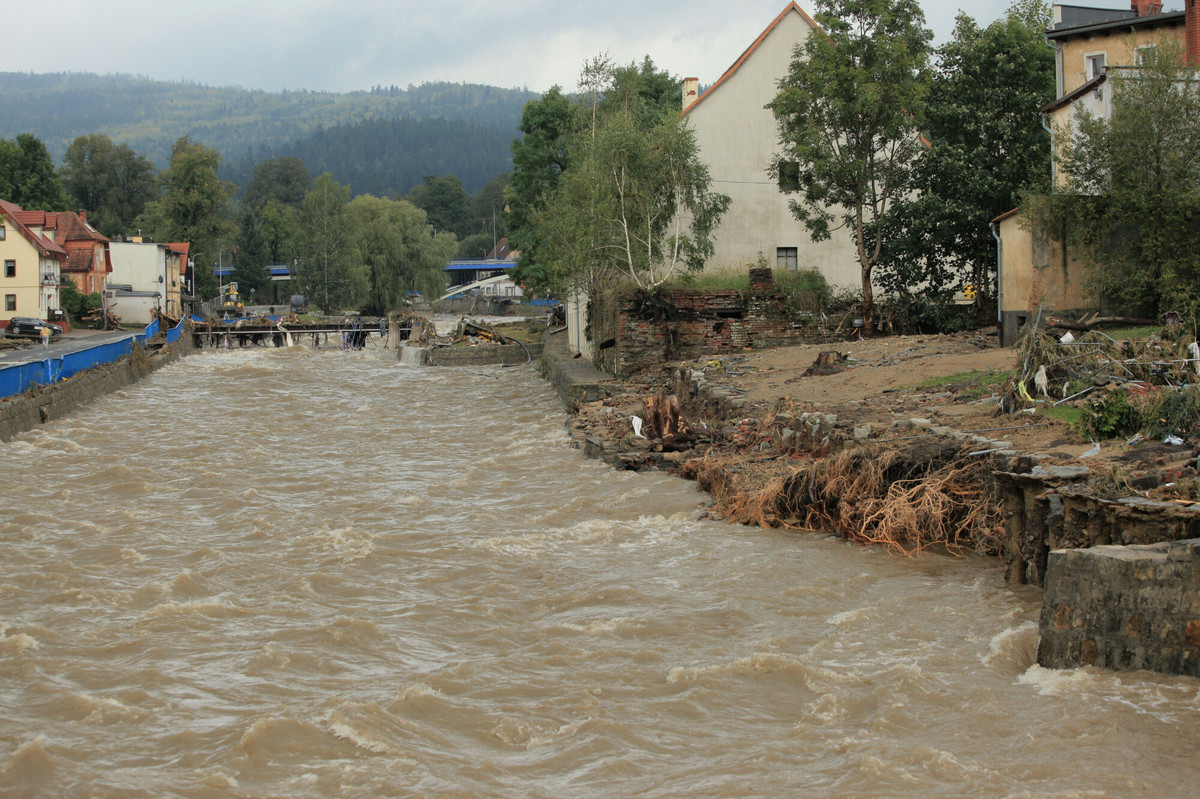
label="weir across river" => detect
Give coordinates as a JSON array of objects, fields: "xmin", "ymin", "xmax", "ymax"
[{"xmin": 2, "ymin": 346, "xmax": 1200, "ymax": 797}]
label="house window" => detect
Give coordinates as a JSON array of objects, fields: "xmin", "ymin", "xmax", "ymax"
[
  {"xmin": 777, "ymin": 247, "xmax": 798, "ymax": 270},
  {"xmin": 1086, "ymin": 52, "xmax": 1107, "ymax": 80},
  {"xmin": 0, "ymin": 224, "xmax": 6, "ymax": 240},
  {"xmin": 1136, "ymin": 45, "xmax": 1157, "ymax": 66},
  {"xmin": 5, "ymin": 294, "xmax": 15, "ymax": 311},
  {"xmin": 4, "ymin": 260, "xmax": 14, "ymax": 279},
  {"xmin": 777, "ymin": 160, "xmax": 801, "ymax": 192}
]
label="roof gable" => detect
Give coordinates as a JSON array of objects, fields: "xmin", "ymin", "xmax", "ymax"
[
  {"xmin": 52, "ymin": 211, "xmax": 109, "ymax": 244},
  {"xmin": 681, "ymin": 2, "xmax": 820, "ymax": 118},
  {"xmin": 0, "ymin": 199, "xmax": 67, "ymax": 260}
]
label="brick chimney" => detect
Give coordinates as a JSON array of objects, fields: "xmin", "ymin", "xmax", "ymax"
[
  {"xmin": 1189, "ymin": 0, "xmax": 1199, "ymax": 64},
  {"xmin": 682, "ymin": 77, "xmax": 700, "ymax": 111},
  {"xmin": 1131, "ymin": 0, "xmax": 1163, "ymax": 15}
]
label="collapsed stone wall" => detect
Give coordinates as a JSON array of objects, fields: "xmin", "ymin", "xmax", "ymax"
[
  {"xmin": 0, "ymin": 335, "xmax": 194, "ymax": 442},
  {"xmin": 994, "ymin": 468, "xmax": 1200, "ymax": 585},
  {"xmin": 591, "ymin": 269, "xmax": 824, "ymax": 376}
]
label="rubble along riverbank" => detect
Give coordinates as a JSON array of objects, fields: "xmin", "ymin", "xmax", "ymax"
[{"xmin": 538, "ymin": 329, "xmax": 1200, "ymax": 578}]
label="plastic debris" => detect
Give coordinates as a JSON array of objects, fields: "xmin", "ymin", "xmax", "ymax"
[{"xmin": 631, "ymin": 416, "xmax": 647, "ymax": 439}]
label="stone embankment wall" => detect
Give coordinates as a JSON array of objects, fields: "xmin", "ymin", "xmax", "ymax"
[
  {"xmin": 1040, "ymin": 540, "xmax": 1200, "ymax": 676},
  {"xmin": 994, "ymin": 467, "xmax": 1200, "ymax": 585},
  {"xmin": 591, "ymin": 269, "xmax": 825, "ymax": 376},
  {"xmin": 537, "ymin": 335, "xmax": 620, "ymax": 411},
  {"xmin": 398, "ymin": 342, "xmax": 544, "ymax": 368},
  {"xmin": 433, "ymin": 297, "xmax": 550, "ymax": 317},
  {"xmin": 0, "ymin": 336, "xmax": 194, "ymax": 442}
]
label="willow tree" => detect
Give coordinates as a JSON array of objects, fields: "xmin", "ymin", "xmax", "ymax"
[
  {"xmin": 348, "ymin": 194, "xmax": 456, "ymax": 314},
  {"xmin": 769, "ymin": 0, "xmax": 931, "ymax": 334}
]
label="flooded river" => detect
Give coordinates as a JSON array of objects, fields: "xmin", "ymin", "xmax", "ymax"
[{"xmin": 2, "ymin": 344, "xmax": 1200, "ymax": 797}]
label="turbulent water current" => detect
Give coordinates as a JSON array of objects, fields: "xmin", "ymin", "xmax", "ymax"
[{"xmin": 2, "ymin": 344, "xmax": 1200, "ymax": 797}]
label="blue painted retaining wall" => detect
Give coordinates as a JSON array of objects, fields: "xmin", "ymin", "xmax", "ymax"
[{"xmin": 0, "ymin": 317, "xmax": 187, "ymax": 400}]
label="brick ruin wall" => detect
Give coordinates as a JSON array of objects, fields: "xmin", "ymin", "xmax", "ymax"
[{"xmin": 592, "ymin": 269, "xmax": 825, "ymax": 375}]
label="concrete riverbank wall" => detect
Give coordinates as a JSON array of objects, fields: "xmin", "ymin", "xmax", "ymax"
[
  {"xmin": 1040, "ymin": 540, "xmax": 1200, "ymax": 676},
  {"xmin": 398, "ymin": 341, "xmax": 545, "ymax": 368},
  {"xmin": 0, "ymin": 335, "xmax": 194, "ymax": 442}
]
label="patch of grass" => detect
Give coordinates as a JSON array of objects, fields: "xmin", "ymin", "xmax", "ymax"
[
  {"xmin": 666, "ymin": 270, "xmax": 750, "ymax": 292},
  {"xmin": 917, "ymin": 369, "xmax": 1014, "ymax": 400},
  {"xmin": 1102, "ymin": 325, "xmax": 1162, "ymax": 340},
  {"xmin": 492, "ymin": 321, "xmax": 547, "ymax": 342},
  {"xmin": 1040, "ymin": 404, "xmax": 1087, "ymax": 429}
]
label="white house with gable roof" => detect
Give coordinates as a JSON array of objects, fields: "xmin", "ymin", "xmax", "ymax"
[{"xmin": 680, "ymin": 1, "xmax": 859, "ymax": 288}]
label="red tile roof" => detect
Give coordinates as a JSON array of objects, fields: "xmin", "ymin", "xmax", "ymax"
[
  {"xmin": 51, "ymin": 211, "xmax": 109, "ymax": 244},
  {"xmin": 0, "ymin": 199, "xmax": 67, "ymax": 259}
]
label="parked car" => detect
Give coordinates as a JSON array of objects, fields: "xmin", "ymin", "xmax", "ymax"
[{"xmin": 6, "ymin": 317, "xmax": 63, "ymax": 336}]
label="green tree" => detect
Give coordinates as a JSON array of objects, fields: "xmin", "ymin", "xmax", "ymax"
[
  {"xmin": 159, "ymin": 137, "xmax": 236, "ymax": 300},
  {"xmin": 469, "ymin": 171, "xmax": 510, "ymax": 244},
  {"xmin": 59, "ymin": 276, "xmax": 103, "ymax": 322},
  {"xmin": 506, "ymin": 87, "xmax": 582, "ymax": 290},
  {"xmin": 879, "ymin": 4, "xmax": 1055, "ymax": 317},
  {"xmin": 297, "ymin": 172, "xmax": 358, "ymax": 311},
  {"xmin": 507, "ymin": 56, "xmax": 685, "ymax": 296},
  {"xmin": 259, "ymin": 199, "xmax": 302, "ymax": 266},
  {"xmin": 60, "ymin": 134, "xmax": 158, "ymax": 237},
  {"xmin": 0, "ymin": 133, "xmax": 70, "ymax": 211},
  {"xmin": 406, "ymin": 174, "xmax": 473, "ymax": 238},
  {"xmin": 0, "ymin": 139, "xmax": 16, "ymax": 200},
  {"xmin": 1029, "ymin": 41, "xmax": 1200, "ymax": 316},
  {"xmin": 232, "ymin": 207, "xmax": 273, "ymax": 301},
  {"xmin": 536, "ymin": 106, "xmax": 729, "ymax": 292},
  {"xmin": 242, "ymin": 156, "xmax": 311, "ymax": 210},
  {"xmin": 348, "ymin": 195, "xmax": 455, "ymax": 313},
  {"xmin": 457, "ymin": 232, "xmax": 496, "ymax": 260},
  {"xmin": 769, "ymin": 0, "xmax": 932, "ymax": 334},
  {"xmin": 601, "ymin": 55, "xmax": 684, "ymax": 128}
]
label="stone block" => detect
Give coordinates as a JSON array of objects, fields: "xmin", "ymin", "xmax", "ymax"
[{"xmin": 1186, "ymin": 621, "xmax": 1200, "ymax": 648}]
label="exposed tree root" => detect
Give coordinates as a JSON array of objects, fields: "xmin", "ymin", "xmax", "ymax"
[{"xmin": 693, "ymin": 443, "xmax": 1004, "ymax": 556}]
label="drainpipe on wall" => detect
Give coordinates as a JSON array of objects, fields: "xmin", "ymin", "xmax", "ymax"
[
  {"xmin": 990, "ymin": 221, "xmax": 1004, "ymax": 336},
  {"xmin": 1188, "ymin": 0, "xmax": 1199, "ymax": 65},
  {"xmin": 1044, "ymin": 32, "xmax": 1064, "ymax": 187}
]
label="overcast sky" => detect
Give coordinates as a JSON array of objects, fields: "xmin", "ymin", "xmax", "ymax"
[{"xmin": 0, "ymin": 1, "xmax": 1186, "ymax": 94}]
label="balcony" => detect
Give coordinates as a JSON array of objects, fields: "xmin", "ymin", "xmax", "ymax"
[{"xmin": 41, "ymin": 273, "xmax": 58, "ymax": 286}]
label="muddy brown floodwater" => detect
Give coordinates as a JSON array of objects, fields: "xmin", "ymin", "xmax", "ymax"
[{"xmin": 2, "ymin": 346, "xmax": 1200, "ymax": 798}]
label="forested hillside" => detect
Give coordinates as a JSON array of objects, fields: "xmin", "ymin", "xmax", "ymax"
[
  {"xmin": 0, "ymin": 72, "xmax": 537, "ymax": 182},
  {"xmin": 223, "ymin": 116, "xmax": 516, "ymax": 196}
]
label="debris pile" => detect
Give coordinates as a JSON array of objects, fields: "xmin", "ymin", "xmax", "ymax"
[{"xmin": 1004, "ymin": 325, "xmax": 1200, "ymax": 445}]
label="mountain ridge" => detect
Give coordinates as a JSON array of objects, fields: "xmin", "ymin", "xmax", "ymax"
[{"xmin": 0, "ymin": 72, "xmax": 538, "ymax": 193}]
